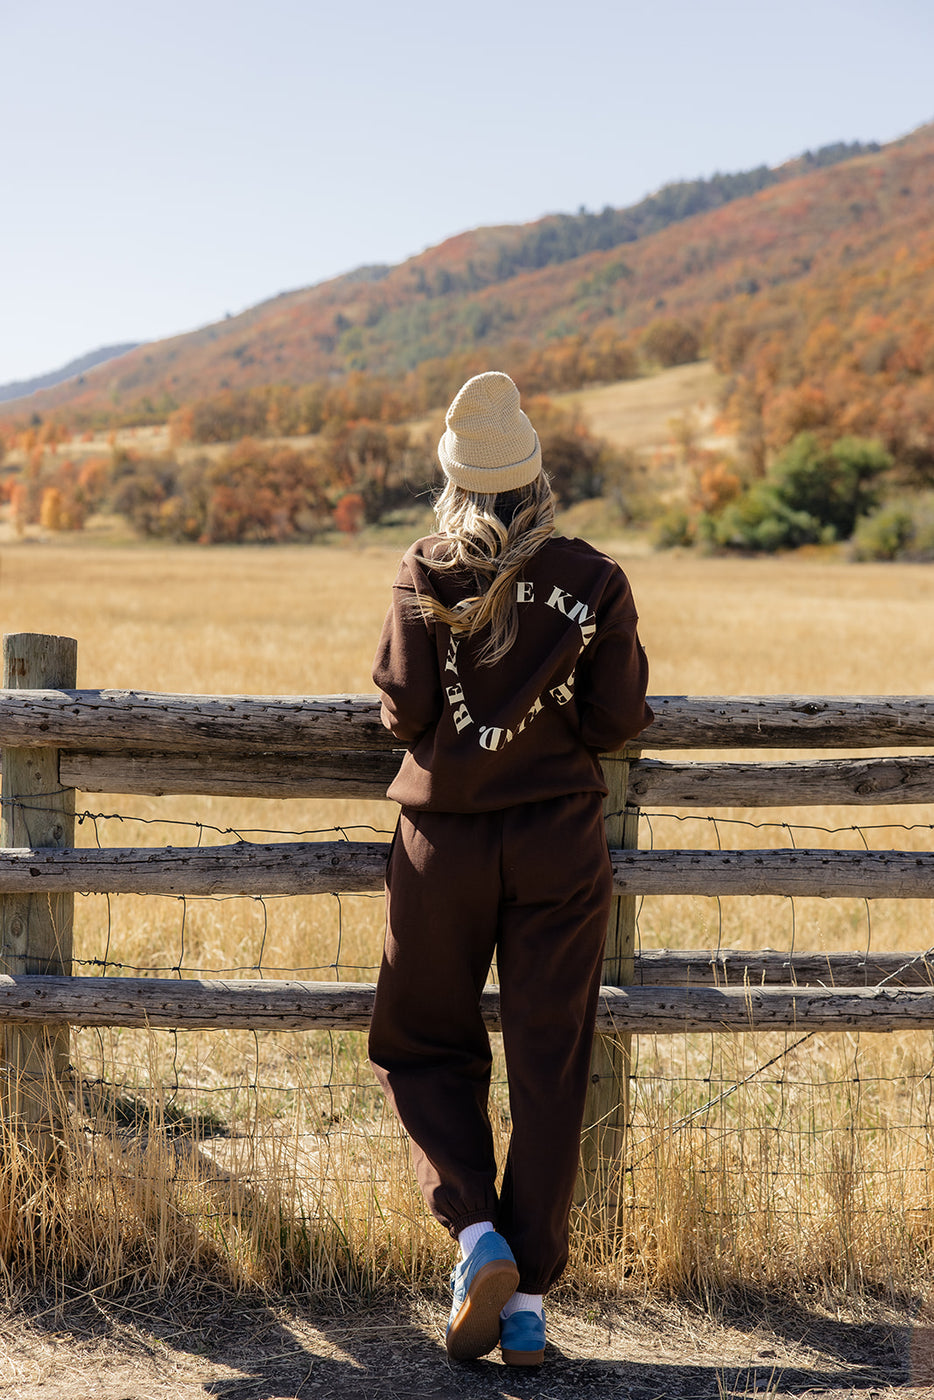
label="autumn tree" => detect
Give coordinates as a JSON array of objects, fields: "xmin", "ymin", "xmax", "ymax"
[
  {"xmin": 333, "ymin": 492, "xmax": 366, "ymax": 535},
  {"xmin": 641, "ymin": 318, "xmax": 700, "ymax": 368},
  {"xmin": 8, "ymin": 482, "xmax": 28, "ymax": 536},
  {"xmin": 39, "ymin": 487, "xmax": 64, "ymax": 531},
  {"xmin": 321, "ymin": 419, "xmax": 430, "ymax": 522},
  {"xmin": 521, "ymin": 397, "xmax": 620, "ymax": 507},
  {"xmin": 203, "ymin": 440, "xmax": 329, "ymax": 543}
]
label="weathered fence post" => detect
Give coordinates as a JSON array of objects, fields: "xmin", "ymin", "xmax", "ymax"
[
  {"xmin": 0, "ymin": 633, "xmax": 77, "ymax": 1163},
  {"xmin": 577, "ymin": 750, "xmax": 640, "ymax": 1223}
]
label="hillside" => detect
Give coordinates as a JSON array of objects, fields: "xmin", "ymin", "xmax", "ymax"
[
  {"xmin": 0, "ymin": 342, "xmax": 139, "ymax": 405},
  {"xmin": 0, "ymin": 133, "xmax": 915, "ymax": 427}
]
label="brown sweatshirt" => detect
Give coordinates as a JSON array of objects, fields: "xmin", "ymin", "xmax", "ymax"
[{"xmin": 372, "ymin": 533, "xmax": 653, "ymax": 813}]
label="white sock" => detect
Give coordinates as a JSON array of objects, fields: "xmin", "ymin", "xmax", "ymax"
[
  {"xmin": 457, "ymin": 1221, "xmax": 495, "ymax": 1258},
  {"xmin": 501, "ymin": 1291, "xmax": 544, "ymax": 1320}
]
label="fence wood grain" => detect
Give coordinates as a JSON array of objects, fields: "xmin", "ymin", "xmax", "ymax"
[
  {"xmin": 628, "ymin": 756, "xmax": 934, "ymax": 806},
  {"xmin": 610, "ymin": 849, "xmax": 934, "ymax": 897},
  {"xmin": 0, "ymin": 841, "xmax": 389, "ymax": 895},
  {"xmin": 58, "ymin": 750, "xmax": 934, "ymax": 805},
  {"xmin": 2, "ymin": 844, "xmax": 930, "ymax": 899},
  {"xmin": 3, "ymin": 975, "xmax": 934, "ymax": 1034},
  {"xmin": 60, "ymin": 749, "xmax": 403, "ymax": 799},
  {"xmin": 0, "ymin": 692, "xmax": 387, "ymax": 753},
  {"xmin": 644, "ymin": 696, "xmax": 934, "ymax": 749},
  {"xmin": 3, "ymin": 692, "xmax": 934, "ymax": 754},
  {"xmin": 633, "ymin": 949, "xmax": 934, "ymax": 986}
]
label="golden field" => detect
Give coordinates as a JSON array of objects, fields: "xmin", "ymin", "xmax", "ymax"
[{"xmin": 1, "ymin": 537, "xmax": 933, "ymax": 1304}]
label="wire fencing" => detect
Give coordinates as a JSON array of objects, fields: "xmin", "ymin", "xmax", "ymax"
[
  {"xmin": 14, "ymin": 793, "xmax": 928, "ymax": 1298},
  {"xmin": 2, "ymin": 649, "xmax": 934, "ymax": 1295},
  {"xmin": 620, "ymin": 807, "xmax": 934, "ymax": 1294}
]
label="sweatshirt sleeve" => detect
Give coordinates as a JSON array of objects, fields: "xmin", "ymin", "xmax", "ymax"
[
  {"xmin": 372, "ymin": 560, "xmax": 444, "ymax": 745},
  {"xmin": 574, "ymin": 568, "xmax": 654, "ymax": 753}
]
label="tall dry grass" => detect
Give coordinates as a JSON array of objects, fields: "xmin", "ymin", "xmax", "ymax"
[{"xmin": 1, "ymin": 538, "xmax": 933, "ymax": 1304}]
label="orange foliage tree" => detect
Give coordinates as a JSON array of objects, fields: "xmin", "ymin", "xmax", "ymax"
[{"xmin": 333, "ymin": 492, "xmax": 366, "ymax": 535}]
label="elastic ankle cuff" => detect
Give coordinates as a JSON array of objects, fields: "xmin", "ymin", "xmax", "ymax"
[{"xmin": 447, "ymin": 1209, "xmax": 499, "ymax": 1239}]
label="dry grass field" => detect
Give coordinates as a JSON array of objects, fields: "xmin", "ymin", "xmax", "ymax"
[
  {"xmin": 1, "ymin": 537, "xmax": 934, "ymax": 1396},
  {"xmin": 556, "ymin": 361, "xmax": 728, "ymax": 455}
]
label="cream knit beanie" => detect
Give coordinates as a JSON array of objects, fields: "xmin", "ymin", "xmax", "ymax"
[{"xmin": 438, "ymin": 372, "xmax": 542, "ymax": 493}]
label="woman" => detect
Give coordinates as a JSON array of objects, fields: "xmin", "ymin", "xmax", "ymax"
[{"xmin": 368, "ymin": 371, "xmax": 653, "ymax": 1366}]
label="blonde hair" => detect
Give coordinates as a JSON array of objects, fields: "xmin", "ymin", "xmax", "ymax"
[{"xmin": 416, "ymin": 473, "xmax": 556, "ymax": 665}]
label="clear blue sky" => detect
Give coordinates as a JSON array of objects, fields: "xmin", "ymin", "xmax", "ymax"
[{"xmin": 2, "ymin": 0, "xmax": 932, "ymax": 386}]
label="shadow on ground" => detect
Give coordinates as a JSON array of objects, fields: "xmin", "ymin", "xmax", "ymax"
[{"xmin": 0, "ymin": 1282, "xmax": 921, "ymax": 1399}]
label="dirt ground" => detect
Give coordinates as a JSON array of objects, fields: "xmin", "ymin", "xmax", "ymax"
[{"xmin": 1, "ymin": 1285, "xmax": 931, "ymax": 1400}]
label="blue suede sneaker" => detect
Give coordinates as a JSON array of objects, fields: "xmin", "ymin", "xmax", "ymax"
[
  {"xmin": 445, "ymin": 1232, "xmax": 519, "ymax": 1361},
  {"xmin": 500, "ymin": 1308, "xmax": 546, "ymax": 1366}
]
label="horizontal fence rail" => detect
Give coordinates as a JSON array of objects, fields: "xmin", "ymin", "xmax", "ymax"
[
  {"xmin": 1, "ymin": 844, "xmax": 932, "ymax": 898},
  {"xmin": 3, "ymin": 975, "xmax": 934, "ymax": 1034},
  {"xmin": 634, "ymin": 949, "xmax": 934, "ymax": 986},
  {"xmin": 61, "ymin": 748, "xmax": 405, "ymax": 799},
  {"xmin": 610, "ymin": 849, "xmax": 934, "ymax": 898},
  {"xmin": 627, "ymin": 755, "xmax": 934, "ymax": 807},
  {"xmin": 0, "ymin": 692, "xmax": 388, "ymax": 754},
  {"xmin": 0, "ymin": 842, "xmax": 390, "ymax": 896},
  {"xmin": 58, "ymin": 750, "xmax": 934, "ymax": 804},
  {"xmin": 3, "ymin": 692, "xmax": 934, "ymax": 755},
  {"xmin": 2, "ymin": 672, "xmax": 933, "ymax": 1059}
]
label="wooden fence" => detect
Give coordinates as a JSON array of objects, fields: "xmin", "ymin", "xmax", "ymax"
[{"xmin": 2, "ymin": 630, "xmax": 934, "ymax": 1191}]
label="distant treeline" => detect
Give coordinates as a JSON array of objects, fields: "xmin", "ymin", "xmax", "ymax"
[
  {"xmin": 1, "ymin": 395, "xmax": 644, "ymax": 544},
  {"xmin": 408, "ymin": 141, "xmax": 881, "ymax": 297},
  {"xmin": 163, "ymin": 320, "xmax": 699, "ymax": 446}
]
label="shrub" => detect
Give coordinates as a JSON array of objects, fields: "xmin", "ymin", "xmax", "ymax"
[
  {"xmin": 109, "ymin": 458, "xmax": 187, "ymax": 537},
  {"xmin": 641, "ymin": 318, "xmax": 700, "ymax": 368},
  {"xmin": 653, "ymin": 507, "xmax": 695, "ymax": 549},
  {"xmin": 770, "ymin": 432, "xmax": 891, "ymax": 540},
  {"xmin": 714, "ymin": 483, "xmax": 827, "ymax": 552},
  {"xmin": 851, "ymin": 493, "xmax": 934, "ymax": 561},
  {"xmin": 523, "ymin": 398, "xmax": 613, "ymax": 506},
  {"xmin": 850, "ymin": 503, "xmax": 915, "ymax": 560},
  {"xmin": 683, "ymin": 432, "xmax": 894, "ymax": 554}
]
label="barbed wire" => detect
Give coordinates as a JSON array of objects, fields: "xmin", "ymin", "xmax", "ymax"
[{"xmin": 8, "ymin": 790, "xmax": 934, "ymax": 840}]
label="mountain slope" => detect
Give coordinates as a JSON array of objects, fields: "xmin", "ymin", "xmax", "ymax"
[
  {"xmin": 3, "ymin": 129, "xmax": 930, "ymax": 428},
  {"xmin": 0, "ymin": 342, "xmax": 139, "ymax": 405}
]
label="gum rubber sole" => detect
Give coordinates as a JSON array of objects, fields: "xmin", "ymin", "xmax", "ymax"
[
  {"xmin": 501, "ymin": 1344, "xmax": 545, "ymax": 1367},
  {"xmin": 445, "ymin": 1258, "xmax": 520, "ymax": 1361}
]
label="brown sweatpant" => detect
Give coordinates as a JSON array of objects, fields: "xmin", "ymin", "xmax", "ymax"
[{"xmin": 367, "ymin": 791, "xmax": 612, "ymax": 1293}]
